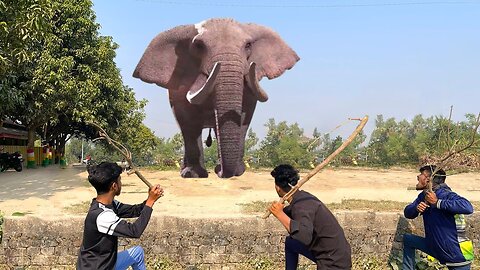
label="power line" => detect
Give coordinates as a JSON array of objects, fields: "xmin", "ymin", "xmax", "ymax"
[{"xmin": 132, "ymin": 0, "xmax": 480, "ymax": 8}]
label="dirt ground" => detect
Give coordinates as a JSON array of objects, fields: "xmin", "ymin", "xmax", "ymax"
[{"xmin": 1, "ymin": 165, "xmax": 480, "ymax": 219}]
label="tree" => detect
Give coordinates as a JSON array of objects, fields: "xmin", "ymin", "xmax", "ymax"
[
  {"xmin": 2, "ymin": 0, "xmax": 157, "ymax": 162},
  {"xmin": 367, "ymin": 115, "xmax": 408, "ymax": 165},
  {"xmin": 258, "ymin": 119, "xmax": 314, "ymax": 168},
  {"xmin": 153, "ymin": 133, "xmax": 184, "ymax": 167},
  {"xmin": 203, "ymin": 136, "xmax": 219, "ymax": 169},
  {"xmin": 0, "ymin": 0, "xmax": 54, "ymax": 123},
  {"xmin": 65, "ymin": 137, "xmax": 93, "ymax": 163},
  {"xmin": 244, "ymin": 128, "xmax": 259, "ymax": 163}
]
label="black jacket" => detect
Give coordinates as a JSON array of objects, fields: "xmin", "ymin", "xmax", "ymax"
[
  {"xmin": 77, "ymin": 199, "xmax": 152, "ymax": 270},
  {"xmin": 284, "ymin": 190, "xmax": 352, "ymax": 269}
]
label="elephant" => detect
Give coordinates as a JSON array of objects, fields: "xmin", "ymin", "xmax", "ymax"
[{"xmin": 133, "ymin": 18, "xmax": 299, "ymax": 178}]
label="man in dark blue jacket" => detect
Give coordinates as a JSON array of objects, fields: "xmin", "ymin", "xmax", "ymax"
[{"xmin": 403, "ymin": 165, "xmax": 474, "ymax": 270}]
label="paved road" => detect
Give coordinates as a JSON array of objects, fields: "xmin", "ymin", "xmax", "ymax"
[{"xmin": 0, "ymin": 165, "xmax": 87, "ymax": 201}]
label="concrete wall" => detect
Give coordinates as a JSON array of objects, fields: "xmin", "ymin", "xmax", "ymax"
[{"xmin": 1, "ymin": 212, "xmax": 479, "ymax": 269}]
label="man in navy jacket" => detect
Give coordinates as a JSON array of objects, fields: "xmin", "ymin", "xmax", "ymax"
[{"xmin": 403, "ymin": 165, "xmax": 474, "ymax": 270}]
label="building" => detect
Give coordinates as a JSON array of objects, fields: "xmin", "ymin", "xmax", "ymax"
[{"xmin": 0, "ymin": 119, "xmax": 28, "ymax": 146}]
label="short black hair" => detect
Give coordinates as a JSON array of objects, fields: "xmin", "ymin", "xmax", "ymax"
[
  {"xmin": 87, "ymin": 162, "xmax": 123, "ymax": 194},
  {"xmin": 419, "ymin": 165, "xmax": 446, "ymax": 184},
  {"xmin": 271, "ymin": 164, "xmax": 299, "ymax": 192}
]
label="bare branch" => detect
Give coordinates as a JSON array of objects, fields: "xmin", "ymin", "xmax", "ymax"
[
  {"xmin": 446, "ymin": 105, "xmax": 453, "ymax": 148},
  {"xmin": 426, "ymin": 112, "xmax": 480, "ymax": 192},
  {"xmin": 263, "ymin": 116, "xmax": 369, "ymax": 219},
  {"xmin": 87, "ymin": 122, "xmax": 153, "ymax": 188}
]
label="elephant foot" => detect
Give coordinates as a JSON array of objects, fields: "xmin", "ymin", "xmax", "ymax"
[
  {"xmin": 235, "ymin": 163, "xmax": 245, "ymax": 176},
  {"xmin": 181, "ymin": 166, "xmax": 208, "ymax": 178},
  {"xmin": 214, "ymin": 163, "xmax": 245, "ymax": 178}
]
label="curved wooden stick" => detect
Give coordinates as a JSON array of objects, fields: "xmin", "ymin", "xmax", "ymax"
[
  {"xmin": 87, "ymin": 122, "xmax": 153, "ymax": 188},
  {"xmin": 263, "ymin": 116, "xmax": 369, "ymax": 219}
]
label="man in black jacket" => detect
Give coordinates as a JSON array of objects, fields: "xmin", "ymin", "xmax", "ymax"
[
  {"xmin": 77, "ymin": 162, "xmax": 163, "ymax": 270},
  {"xmin": 268, "ymin": 164, "xmax": 351, "ymax": 270}
]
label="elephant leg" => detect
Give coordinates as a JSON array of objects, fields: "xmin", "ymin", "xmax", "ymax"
[
  {"xmin": 172, "ymin": 99, "xmax": 208, "ymax": 178},
  {"xmin": 180, "ymin": 126, "xmax": 208, "ymax": 178}
]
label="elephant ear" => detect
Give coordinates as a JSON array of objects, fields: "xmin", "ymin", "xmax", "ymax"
[
  {"xmin": 133, "ymin": 25, "xmax": 200, "ymax": 89},
  {"xmin": 243, "ymin": 23, "xmax": 300, "ymax": 80}
]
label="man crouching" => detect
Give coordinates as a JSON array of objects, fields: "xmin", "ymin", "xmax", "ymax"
[{"xmin": 77, "ymin": 162, "xmax": 163, "ymax": 270}]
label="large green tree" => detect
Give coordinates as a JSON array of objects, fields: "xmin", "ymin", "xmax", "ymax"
[
  {"xmin": 0, "ymin": 0, "xmax": 54, "ymax": 125},
  {"xmin": 1, "ymin": 0, "xmax": 157, "ymax": 162}
]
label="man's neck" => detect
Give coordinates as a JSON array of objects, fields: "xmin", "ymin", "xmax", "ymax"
[{"xmin": 96, "ymin": 193, "xmax": 115, "ymax": 205}]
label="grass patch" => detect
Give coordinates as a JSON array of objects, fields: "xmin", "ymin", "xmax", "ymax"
[
  {"xmin": 327, "ymin": 199, "xmax": 406, "ymax": 212},
  {"xmin": 241, "ymin": 199, "xmax": 480, "ymax": 214},
  {"xmin": 240, "ymin": 199, "xmax": 409, "ymax": 214},
  {"xmin": 239, "ymin": 200, "xmax": 271, "ymax": 214},
  {"xmin": 144, "ymin": 165, "xmax": 180, "ymax": 171},
  {"xmin": 471, "ymin": 201, "xmax": 480, "ymax": 211},
  {"xmin": 11, "ymin": 211, "xmax": 33, "ymax": 216},
  {"xmin": 245, "ymin": 257, "xmax": 275, "ymax": 270},
  {"xmin": 64, "ymin": 201, "xmax": 91, "ymax": 215},
  {"xmin": 147, "ymin": 256, "xmax": 183, "ymax": 270}
]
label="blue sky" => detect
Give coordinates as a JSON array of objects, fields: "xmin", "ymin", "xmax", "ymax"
[{"xmin": 91, "ymin": 0, "xmax": 480, "ymax": 140}]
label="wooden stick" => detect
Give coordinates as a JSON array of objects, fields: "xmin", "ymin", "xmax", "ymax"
[
  {"xmin": 263, "ymin": 116, "xmax": 369, "ymax": 219},
  {"xmin": 88, "ymin": 122, "xmax": 153, "ymax": 188}
]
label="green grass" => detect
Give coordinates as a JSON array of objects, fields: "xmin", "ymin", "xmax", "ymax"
[
  {"xmin": 11, "ymin": 211, "xmax": 33, "ymax": 216},
  {"xmin": 239, "ymin": 200, "xmax": 271, "ymax": 214},
  {"xmin": 64, "ymin": 201, "xmax": 91, "ymax": 215},
  {"xmin": 239, "ymin": 199, "xmax": 407, "ymax": 214},
  {"xmin": 327, "ymin": 199, "xmax": 406, "ymax": 212},
  {"xmin": 147, "ymin": 256, "xmax": 183, "ymax": 270},
  {"xmin": 64, "ymin": 196, "xmax": 480, "ymax": 216}
]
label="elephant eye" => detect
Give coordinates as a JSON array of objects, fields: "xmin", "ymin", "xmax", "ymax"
[
  {"xmin": 192, "ymin": 41, "xmax": 206, "ymax": 56},
  {"xmin": 245, "ymin": 42, "xmax": 252, "ymax": 50},
  {"xmin": 195, "ymin": 42, "xmax": 205, "ymax": 50}
]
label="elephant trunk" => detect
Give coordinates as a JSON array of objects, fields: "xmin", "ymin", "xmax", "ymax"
[{"xmin": 214, "ymin": 60, "xmax": 245, "ymax": 178}]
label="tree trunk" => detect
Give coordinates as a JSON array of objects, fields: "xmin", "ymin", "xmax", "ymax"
[{"xmin": 27, "ymin": 127, "xmax": 36, "ymax": 148}]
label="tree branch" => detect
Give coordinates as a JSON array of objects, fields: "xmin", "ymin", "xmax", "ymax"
[
  {"xmin": 87, "ymin": 122, "xmax": 152, "ymax": 188},
  {"xmin": 426, "ymin": 112, "xmax": 480, "ymax": 192}
]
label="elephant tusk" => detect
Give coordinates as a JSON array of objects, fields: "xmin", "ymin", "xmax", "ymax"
[
  {"xmin": 245, "ymin": 62, "xmax": 268, "ymax": 102},
  {"xmin": 186, "ymin": 62, "xmax": 221, "ymax": 104}
]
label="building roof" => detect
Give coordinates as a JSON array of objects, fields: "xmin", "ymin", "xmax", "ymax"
[{"xmin": 0, "ymin": 119, "xmax": 28, "ymax": 140}]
